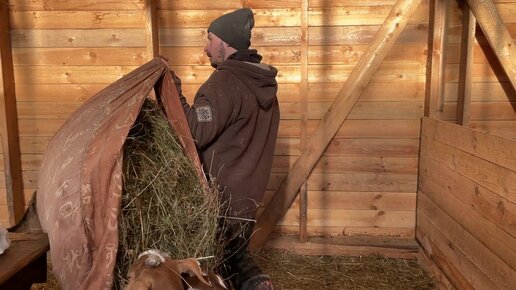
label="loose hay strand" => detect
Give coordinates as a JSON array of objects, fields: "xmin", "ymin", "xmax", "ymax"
[{"xmin": 115, "ymin": 99, "xmax": 225, "ymax": 289}]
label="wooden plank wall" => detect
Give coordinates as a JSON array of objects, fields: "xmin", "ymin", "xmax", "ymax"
[
  {"xmin": 441, "ymin": 0, "xmax": 516, "ymax": 138},
  {"xmin": 418, "ymin": 117, "xmax": 516, "ymax": 289},
  {"xmin": 0, "ymin": 0, "xmax": 150, "ymax": 226}
]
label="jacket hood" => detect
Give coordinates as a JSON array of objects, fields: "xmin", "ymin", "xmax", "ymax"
[{"xmin": 217, "ymin": 59, "xmax": 278, "ymax": 109}]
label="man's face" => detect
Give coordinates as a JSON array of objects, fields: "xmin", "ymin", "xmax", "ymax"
[{"xmin": 204, "ymin": 32, "xmax": 226, "ymax": 68}]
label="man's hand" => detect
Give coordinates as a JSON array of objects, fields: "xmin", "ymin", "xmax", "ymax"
[
  {"xmin": 158, "ymin": 55, "xmax": 171, "ymax": 70},
  {"xmin": 171, "ymin": 71, "xmax": 183, "ymax": 96}
]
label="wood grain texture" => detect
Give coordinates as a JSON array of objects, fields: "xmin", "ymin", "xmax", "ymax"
[{"xmin": 251, "ymin": 0, "xmax": 424, "ymax": 249}]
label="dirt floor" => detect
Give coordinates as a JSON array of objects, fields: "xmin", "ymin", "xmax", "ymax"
[{"xmin": 31, "ymin": 249, "xmax": 435, "ymax": 289}]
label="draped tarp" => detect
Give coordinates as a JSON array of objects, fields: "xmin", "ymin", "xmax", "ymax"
[{"xmin": 36, "ymin": 57, "xmax": 204, "ymax": 290}]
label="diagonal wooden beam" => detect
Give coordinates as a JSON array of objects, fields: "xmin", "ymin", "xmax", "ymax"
[
  {"xmin": 249, "ymin": 0, "xmax": 424, "ymax": 250},
  {"xmin": 0, "ymin": 1, "xmax": 24, "ymax": 225},
  {"xmin": 456, "ymin": 6, "xmax": 476, "ymax": 126},
  {"xmin": 466, "ymin": 0, "xmax": 516, "ymax": 91}
]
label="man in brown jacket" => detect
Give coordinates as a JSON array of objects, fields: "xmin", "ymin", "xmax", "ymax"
[{"xmin": 174, "ymin": 8, "xmax": 279, "ymax": 290}]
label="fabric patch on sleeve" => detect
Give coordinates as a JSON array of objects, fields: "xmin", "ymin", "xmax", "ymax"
[{"xmin": 195, "ymin": 105, "xmax": 213, "ymax": 122}]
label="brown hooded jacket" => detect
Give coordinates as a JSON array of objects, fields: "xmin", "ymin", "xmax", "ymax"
[{"xmin": 179, "ymin": 57, "xmax": 279, "ymax": 219}]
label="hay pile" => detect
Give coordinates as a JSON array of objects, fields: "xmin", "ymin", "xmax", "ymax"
[{"xmin": 114, "ymin": 99, "xmax": 225, "ymax": 288}]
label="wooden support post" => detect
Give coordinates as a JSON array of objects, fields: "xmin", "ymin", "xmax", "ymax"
[
  {"xmin": 144, "ymin": 0, "xmax": 159, "ymax": 59},
  {"xmin": 0, "ymin": 1, "xmax": 24, "ymax": 225},
  {"xmin": 466, "ymin": 0, "xmax": 516, "ymax": 91},
  {"xmin": 425, "ymin": 0, "xmax": 449, "ymax": 117},
  {"xmin": 249, "ymin": 0, "xmax": 424, "ymax": 250},
  {"xmin": 456, "ymin": 6, "xmax": 475, "ymax": 126},
  {"xmin": 298, "ymin": 0, "xmax": 309, "ymax": 243}
]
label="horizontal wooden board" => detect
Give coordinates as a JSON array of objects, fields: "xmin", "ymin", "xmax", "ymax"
[
  {"xmin": 15, "ymin": 84, "xmax": 107, "ymax": 102},
  {"xmin": 417, "ymin": 209, "xmax": 496, "ymax": 289},
  {"xmin": 277, "ymin": 119, "xmax": 421, "ymax": 139},
  {"xmin": 342, "ymin": 226, "xmax": 415, "ymax": 238},
  {"xmin": 265, "ymin": 236, "xmax": 418, "ymax": 257},
  {"xmin": 9, "ymin": 0, "xmax": 146, "ymax": 11},
  {"xmin": 278, "ymin": 208, "xmax": 415, "ymax": 228},
  {"xmin": 419, "ymin": 156, "xmax": 516, "ymax": 239},
  {"xmin": 158, "ymin": 0, "xmax": 301, "ymax": 10},
  {"xmin": 11, "ymin": 29, "xmax": 146, "ymax": 48},
  {"xmin": 12, "ymin": 47, "xmax": 149, "ymax": 66},
  {"xmin": 10, "ymin": 11, "xmax": 145, "ymax": 29},
  {"xmin": 421, "ymin": 137, "xmax": 516, "ymax": 202},
  {"xmin": 17, "ymin": 102, "xmax": 83, "ymax": 119},
  {"xmin": 280, "ymin": 101, "xmax": 424, "ymax": 120},
  {"xmin": 266, "ymin": 172, "xmax": 417, "ymax": 192},
  {"xmin": 260, "ymin": 190, "xmax": 415, "ymax": 212},
  {"xmin": 422, "ymin": 117, "xmax": 516, "ymax": 171},
  {"xmin": 272, "ymin": 156, "xmax": 418, "ymax": 173},
  {"xmin": 305, "ymin": 173, "xmax": 417, "ymax": 192},
  {"xmin": 274, "ymin": 137, "xmax": 419, "ymax": 157},
  {"xmin": 16, "ymin": 119, "xmax": 65, "ymax": 136},
  {"xmin": 309, "ymin": 0, "xmax": 398, "ymax": 6},
  {"xmin": 446, "ymin": 63, "xmax": 513, "ymax": 83},
  {"xmin": 308, "ymin": 43, "xmax": 427, "ymax": 65},
  {"xmin": 304, "ymin": 82, "xmax": 425, "ymax": 102},
  {"xmin": 0, "ymin": 189, "xmax": 35, "ymax": 206},
  {"xmin": 307, "ymin": 63, "xmax": 426, "ymax": 83},
  {"xmin": 0, "ymin": 154, "xmax": 43, "ymax": 171},
  {"xmin": 469, "ymin": 121, "xmax": 516, "ymax": 139},
  {"xmin": 308, "ymin": 0, "xmax": 516, "ymax": 8},
  {"xmin": 159, "ymin": 9, "xmax": 301, "ymax": 28},
  {"xmin": 293, "ymin": 191, "xmax": 416, "ymax": 211},
  {"xmin": 308, "ymin": 4, "xmax": 429, "ymax": 26},
  {"xmin": 0, "ymin": 171, "xmax": 38, "ymax": 189},
  {"xmin": 446, "ymin": 43, "xmax": 506, "ymax": 65},
  {"xmin": 438, "ymin": 102, "xmax": 516, "ymax": 121},
  {"xmin": 308, "ymin": 24, "xmax": 429, "ymax": 45},
  {"xmin": 323, "ymin": 138, "xmax": 420, "ymax": 156},
  {"xmin": 0, "ymin": 136, "xmax": 51, "ymax": 154},
  {"xmin": 272, "ymin": 225, "xmax": 415, "ymax": 238},
  {"xmin": 444, "ymin": 82, "xmax": 516, "ymax": 102},
  {"xmin": 13, "ymin": 65, "xmax": 138, "ymax": 84}
]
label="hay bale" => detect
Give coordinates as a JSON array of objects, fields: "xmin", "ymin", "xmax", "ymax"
[{"xmin": 114, "ymin": 99, "xmax": 225, "ymax": 288}]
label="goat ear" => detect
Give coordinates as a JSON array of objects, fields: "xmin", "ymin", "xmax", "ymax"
[
  {"xmin": 175, "ymin": 258, "xmax": 211, "ymax": 287},
  {"xmin": 127, "ymin": 256, "xmax": 147, "ymax": 281}
]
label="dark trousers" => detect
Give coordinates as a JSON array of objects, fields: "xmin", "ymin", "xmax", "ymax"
[{"xmin": 219, "ymin": 221, "xmax": 263, "ymax": 290}]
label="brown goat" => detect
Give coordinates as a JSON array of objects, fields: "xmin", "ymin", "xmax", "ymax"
[{"xmin": 125, "ymin": 249, "xmax": 211, "ymax": 290}]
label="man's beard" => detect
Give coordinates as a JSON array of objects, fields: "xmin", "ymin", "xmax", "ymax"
[{"xmin": 208, "ymin": 44, "xmax": 226, "ymax": 68}]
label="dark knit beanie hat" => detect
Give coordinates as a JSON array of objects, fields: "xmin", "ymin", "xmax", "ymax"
[{"xmin": 208, "ymin": 8, "xmax": 254, "ymax": 50}]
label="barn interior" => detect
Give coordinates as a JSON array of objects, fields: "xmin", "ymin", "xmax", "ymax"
[{"xmin": 0, "ymin": 0, "xmax": 515, "ymax": 289}]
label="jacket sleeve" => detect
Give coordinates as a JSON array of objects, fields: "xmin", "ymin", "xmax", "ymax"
[{"xmin": 179, "ymin": 84, "xmax": 236, "ymax": 148}]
